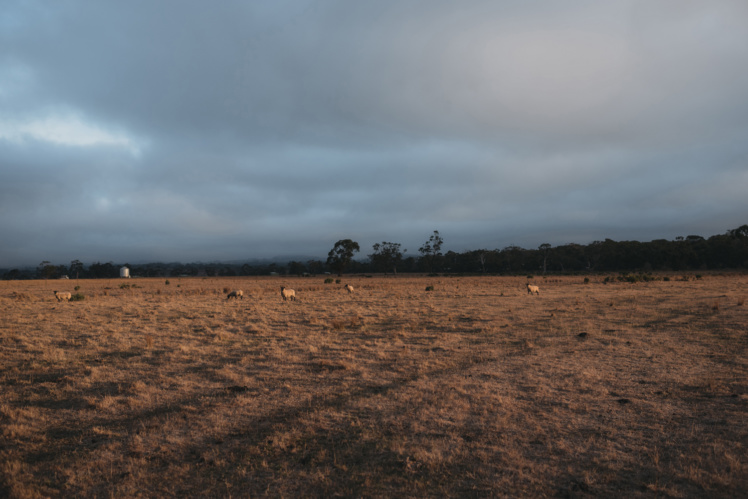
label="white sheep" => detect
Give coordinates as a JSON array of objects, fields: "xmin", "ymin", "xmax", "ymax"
[
  {"xmin": 344, "ymin": 284, "xmax": 354, "ymax": 294},
  {"xmin": 526, "ymin": 283, "xmax": 540, "ymax": 295},
  {"xmin": 226, "ymin": 289, "xmax": 244, "ymax": 300},
  {"xmin": 281, "ymin": 286, "xmax": 296, "ymax": 301},
  {"xmin": 53, "ymin": 290, "xmax": 72, "ymax": 302}
]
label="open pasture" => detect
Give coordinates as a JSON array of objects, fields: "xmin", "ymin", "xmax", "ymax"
[{"xmin": 1, "ymin": 274, "xmax": 747, "ymax": 497}]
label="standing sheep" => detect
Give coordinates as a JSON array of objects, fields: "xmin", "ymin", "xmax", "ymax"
[
  {"xmin": 526, "ymin": 284, "xmax": 540, "ymax": 295},
  {"xmin": 226, "ymin": 289, "xmax": 244, "ymax": 300},
  {"xmin": 281, "ymin": 286, "xmax": 296, "ymax": 301},
  {"xmin": 344, "ymin": 284, "xmax": 354, "ymax": 294},
  {"xmin": 53, "ymin": 290, "xmax": 72, "ymax": 302}
]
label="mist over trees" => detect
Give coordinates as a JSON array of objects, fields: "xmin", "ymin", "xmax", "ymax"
[{"xmin": 3, "ymin": 225, "xmax": 747, "ymax": 279}]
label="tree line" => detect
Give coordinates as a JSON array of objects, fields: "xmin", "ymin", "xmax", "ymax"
[{"xmin": 3, "ymin": 225, "xmax": 747, "ymax": 280}]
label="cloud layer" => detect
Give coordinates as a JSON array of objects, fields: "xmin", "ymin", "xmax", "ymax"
[{"xmin": 2, "ymin": 0, "xmax": 747, "ymax": 267}]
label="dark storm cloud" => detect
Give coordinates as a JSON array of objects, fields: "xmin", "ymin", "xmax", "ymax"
[{"xmin": 1, "ymin": 0, "xmax": 747, "ymax": 267}]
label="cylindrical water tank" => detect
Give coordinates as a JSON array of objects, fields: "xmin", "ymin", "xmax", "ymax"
[{"xmin": 120, "ymin": 266, "xmax": 130, "ymax": 278}]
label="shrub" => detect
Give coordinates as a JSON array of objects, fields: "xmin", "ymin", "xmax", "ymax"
[
  {"xmin": 616, "ymin": 272, "xmax": 657, "ymax": 284},
  {"xmin": 12, "ymin": 292, "xmax": 33, "ymax": 302},
  {"xmin": 335, "ymin": 279, "xmax": 341, "ymax": 284},
  {"xmin": 165, "ymin": 279, "xmax": 170, "ymax": 285},
  {"xmin": 74, "ymin": 285, "xmax": 80, "ymax": 291},
  {"xmin": 324, "ymin": 278, "xmax": 334, "ymax": 284},
  {"xmin": 425, "ymin": 286, "xmax": 434, "ymax": 291},
  {"xmin": 120, "ymin": 283, "xmax": 130, "ymax": 289},
  {"xmin": 70, "ymin": 293, "xmax": 85, "ymax": 301},
  {"xmin": 330, "ymin": 319, "xmax": 346, "ymax": 331},
  {"xmin": 583, "ymin": 277, "xmax": 590, "ymax": 284}
]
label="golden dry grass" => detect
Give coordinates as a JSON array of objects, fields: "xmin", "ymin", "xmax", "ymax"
[{"xmin": 1, "ymin": 275, "xmax": 747, "ymax": 497}]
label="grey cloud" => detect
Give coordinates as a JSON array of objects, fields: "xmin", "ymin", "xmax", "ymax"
[{"xmin": 1, "ymin": 0, "xmax": 747, "ymax": 267}]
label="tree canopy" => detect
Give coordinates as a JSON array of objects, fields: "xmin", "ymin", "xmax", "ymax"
[{"xmin": 326, "ymin": 239, "xmax": 360, "ymax": 275}]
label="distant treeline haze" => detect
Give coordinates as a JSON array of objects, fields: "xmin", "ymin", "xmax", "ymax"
[{"xmin": 4, "ymin": 225, "xmax": 747, "ymax": 280}]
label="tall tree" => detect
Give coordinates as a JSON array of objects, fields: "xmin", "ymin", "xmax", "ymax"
[
  {"xmin": 419, "ymin": 230, "xmax": 444, "ymax": 273},
  {"xmin": 37, "ymin": 260, "xmax": 56, "ymax": 280},
  {"xmin": 327, "ymin": 239, "xmax": 360, "ymax": 276},
  {"xmin": 539, "ymin": 243, "xmax": 552, "ymax": 275},
  {"xmin": 69, "ymin": 259, "xmax": 84, "ymax": 280},
  {"xmin": 370, "ymin": 241, "xmax": 405, "ymax": 275},
  {"xmin": 478, "ymin": 251, "xmax": 488, "ymax": 273}
]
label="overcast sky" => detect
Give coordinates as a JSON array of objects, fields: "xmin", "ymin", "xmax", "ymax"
[{"xmin": 2, "ymin": 1, "xmax": 747, "ymax": 267}]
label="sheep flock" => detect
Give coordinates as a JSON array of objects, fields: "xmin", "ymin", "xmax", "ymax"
[{"xmin": 50, "ymin": 279, "xmax": 545, "ymax": 305}]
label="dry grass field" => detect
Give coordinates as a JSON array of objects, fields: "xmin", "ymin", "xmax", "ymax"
[{"xmin": 1, "ymin": 274, "xmax": 747, "ymax": 498}]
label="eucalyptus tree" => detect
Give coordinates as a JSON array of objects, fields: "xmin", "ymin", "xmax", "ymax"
[
  {"xmin": 370, "ymin": 241, "xmax": 405, "ymax": 275},
  {"xmin": 327, "ymin": 239, "xmax": 360, "ymax": 275},
  {"xmin": 419, "ymin": 230, "xmax": 444, "ymax": 273}
]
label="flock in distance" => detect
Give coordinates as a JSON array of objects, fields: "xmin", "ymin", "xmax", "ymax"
[{"xmin": 50, "ymin": 282, "xmax": 541, "ymax": 303}]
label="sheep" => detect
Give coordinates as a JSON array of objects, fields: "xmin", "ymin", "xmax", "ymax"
[
  {"xmin": 526, "ymin": 283, "xmax": 540, "ymax": 295},
  {"xmin": 226, "ymin": 289, "xmax": 244, "ymax": 300},
  {"xmin": 53, "ymin": 290, "xmax": 72, "ymax": 302},
  {"xmin": 344, "ymin": 284, "xmax": 354, "ymax": 294},
  {"xmin": 280, "ymin": 286, "xmax": 296, "ymax": 301}
]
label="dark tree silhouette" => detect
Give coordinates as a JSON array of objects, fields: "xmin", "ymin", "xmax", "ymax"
[
  {"xmin": 370, "ymin": 241, "xmax": 406, "ymax": 275},
  {"xmin": 539, "ymin": 243, "xmax": 551, "ymax": 275},
  {"xmin": 327, "ymin": 239, "xmax": 360, "ymax": 275},
  {"xmin": 419, "ymin": 231, "xmax": 444, "ymax": 273},
  {"xmin": 37, "ymin": 261, "xmax": 57, "ymax": 280},
  {"xmin": 69, "ymin": 260, "xmax": 84, "ymax": 280}
]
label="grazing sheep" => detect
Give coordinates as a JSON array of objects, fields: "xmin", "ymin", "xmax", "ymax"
[
  {"xmin": 53, "ymin": 290, "xmax": 71, "ymax": 302},
  {"xmin": 226, "ymin": 289, "xmax": 244, "ymax": 300},
  {"xmin": 526, "ymin": 284, "xmax": 540, "ymax": 295},
  {"xmin": 281, "ymin": 286, "xmax": 296, "ymax": 301},
  {"xmin": 344, "ymin": 284, "xmax": 354, "ymax": 294}
]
